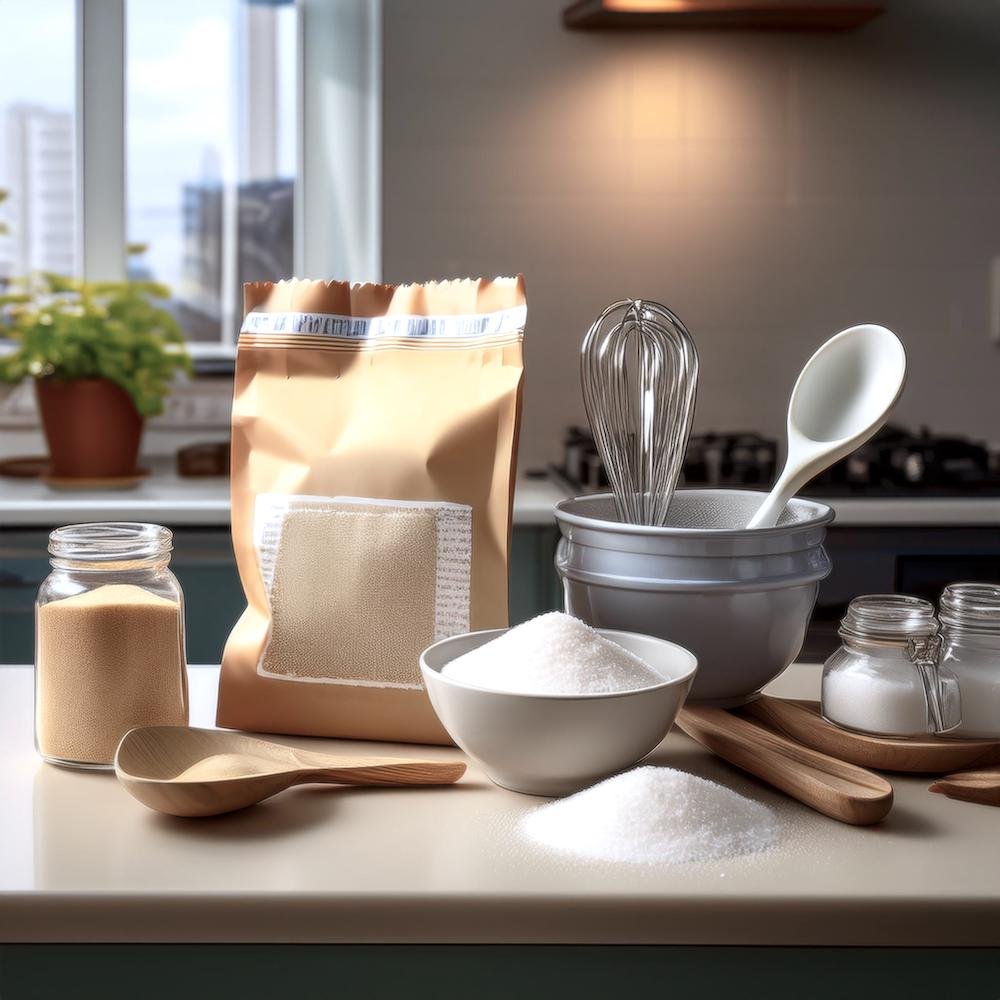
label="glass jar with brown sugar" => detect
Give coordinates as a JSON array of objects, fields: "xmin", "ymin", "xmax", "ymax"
[{"xmin": 35, "ymin": 522, "xmax": 189, "ymax": 769}]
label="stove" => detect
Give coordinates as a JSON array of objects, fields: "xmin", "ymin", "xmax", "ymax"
[{"xmin": 555, "ymin": 424, "xmax": 1000, "ymax": 497}]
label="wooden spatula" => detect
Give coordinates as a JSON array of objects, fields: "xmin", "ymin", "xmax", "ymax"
[
  {"xmin": 929, "ymin": 766, "xmax": 1000, "ymax": 806},
  {"xmin": 115, "ymin": 726, "xmax": 466, "ymax": 817},
  {"xmin": 741, "ymin": 696, "xmax": 1000, "ymax": 774},
  {"xmin": 677, "ymin": 705, "xmax": 893, "ymax": 825}
]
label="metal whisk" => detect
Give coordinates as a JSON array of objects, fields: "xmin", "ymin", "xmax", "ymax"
[{"xmin": 581, "ymin": 299, "xmax": 699, "ymax": 526}]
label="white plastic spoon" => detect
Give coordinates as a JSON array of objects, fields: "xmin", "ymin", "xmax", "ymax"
[{"xmin": 747, "ymin": 324, "xmax": 906, "ymax": 529}]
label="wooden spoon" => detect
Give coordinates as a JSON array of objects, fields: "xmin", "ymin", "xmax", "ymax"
[
  {"xmin": 929, "ymin": 765, "xmax": 1000, "ymax": 807},
  {"xmin": 741, "ymin": 696, "xmax": 1000, "ymax": 774},
  {"xmin": 115, "ymin": 726, "xmax": 466, "ymax": 817},
  {"xmin": 677, "ymin": 706, "xmax": 893, "ymax": 825}
]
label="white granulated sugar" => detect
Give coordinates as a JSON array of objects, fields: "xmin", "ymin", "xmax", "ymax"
[
  {"xmin": 521, "ymin": 766, "xmax": 780, "ymax": 865},
  {"xmin": 441, "ymin": 611, "xmax": 661, "ymax": 695}
]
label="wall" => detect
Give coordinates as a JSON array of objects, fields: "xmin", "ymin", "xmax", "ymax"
[{"xmin": 382, "ymin": 0, "xmax": 1000, "ymax": 469}]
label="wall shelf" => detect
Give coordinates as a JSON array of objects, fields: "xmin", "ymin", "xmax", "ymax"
[{"xmin": 563, "ymin": 1, "xmax": 885, "ymax": 32}]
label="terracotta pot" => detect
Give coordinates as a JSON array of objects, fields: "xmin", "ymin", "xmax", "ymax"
[{"xmin": 35, "ymin": 377, "xmax": 144, "ymax": 479}]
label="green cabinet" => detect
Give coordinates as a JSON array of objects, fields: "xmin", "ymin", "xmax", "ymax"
[
  {"xmin": 0, "ymin": 525, "xmax": 562, "ymax": 665},
  {"xmin": 509, "ymin": 525, "xmax": 563, "ymax": 625}
]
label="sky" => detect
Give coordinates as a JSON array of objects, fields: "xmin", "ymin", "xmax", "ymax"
[
  {"xmin": 127, "ymin": 0, "xmax": 234, "ymax": 287},
  {"xmin": 0, "ymin": 0, "xmax": 295, "ymax": 298},
  {"xmin": 0, "ymin": 0, "xmax": 74, "ymax": 111}
]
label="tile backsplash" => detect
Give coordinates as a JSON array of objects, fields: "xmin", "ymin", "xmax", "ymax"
[
  {"xmin": 382, "ymin": 0, "xmax": 1000, "ymax": 468},
  {"xmin": 0, "ymin": 379, "xmax": 232, "ymax": 459},
  {"xmin": 0, "ymin": 379, "xmax": 232, "ymax": 430}
]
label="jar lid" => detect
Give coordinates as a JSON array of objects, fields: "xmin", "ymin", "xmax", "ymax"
[
  {"xmin": 939, "ymin": 582, "xmax": 1000, "ymax": 633},
  {"xmin": 839, "ymin": 594, "xmax": 939, "ymax": 645},
  {"xmin": 48, "ymin": 522, "xmax": 172, "ymax": 562}
]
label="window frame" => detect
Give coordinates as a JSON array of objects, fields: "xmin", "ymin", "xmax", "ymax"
[{"xmin": 75, "ymin": 0, "xmax": 381, "ymax": 362}]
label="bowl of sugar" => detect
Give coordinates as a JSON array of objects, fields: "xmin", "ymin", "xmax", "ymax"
[{"xmin": 420, "ymin": 612, "xmax": 697, "ymax": 796}]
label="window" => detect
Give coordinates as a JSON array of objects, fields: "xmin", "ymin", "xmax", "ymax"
[
  {"xmin": 1, "ymin": 0, "xmax": 380, "ymax": 359},
  {"xmin": 127, "ymin": 0, "xmax": 297, "ymax": 345},
  {"xmin": 0, "ymin": 0, "xmax": 77, "ymax": 280}
]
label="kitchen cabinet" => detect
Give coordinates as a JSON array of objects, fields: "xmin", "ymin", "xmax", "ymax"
[
  {"xmin": 802, "ymin": 524, "xmax": 1000, "ymax": 659},
  {"xmin": 509, "ymin": 524, "xmax": 563, "ymax": 624},
  {"xmin": 1, "ymin": 528, "xmax": 241, "ymax": 665},
  {"xmin": 9, "ymin": 517, "xmax": 1000, "ymax": 665},
  {"xmin": 1, "ymin": 944, "xmax": 997, "ymax": 999},
  {"xmin": 5, "ymin": 464, "xmax": 1000, "ymax": 667},
  {"xmin": 0, "ymin": 526, "xmax": 562, "ymax": 665}
]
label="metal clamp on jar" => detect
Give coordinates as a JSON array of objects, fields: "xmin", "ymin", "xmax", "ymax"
[
  {"xmin": 821, "ymin": 594, "xmax": 961, "ymax": 738},
  {"xmin": 938, "ymin": 583, "xmax": 1000, "ymax": 739}
]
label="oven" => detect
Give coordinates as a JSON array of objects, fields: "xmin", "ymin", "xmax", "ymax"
[{"xmin": 804, "ymin": 525, "xmax": 1000, "ymax": 660}]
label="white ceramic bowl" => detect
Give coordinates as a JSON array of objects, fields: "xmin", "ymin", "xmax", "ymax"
[{"xmin": 419, "ymin": 628, "xmax": 698, "ymax": 796}]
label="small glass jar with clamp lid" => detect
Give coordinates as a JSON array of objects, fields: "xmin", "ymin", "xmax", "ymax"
[
  {"xmin": 938, "ymin": 583, "xmax": 1000, "ymax": 739},
  {"xmin": 821, "ymin": 594, "xmax": 961, "ymax": 738}
]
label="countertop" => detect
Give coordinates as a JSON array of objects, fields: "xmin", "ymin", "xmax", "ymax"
[
  {"xmin": 2, "ymin": 461, "xmax": 999, "ymax": 527},
  {"xmin": 1, "ymin": 663, "xmax": 998, "ymax": 946},
  {"xmin": 0, "ymin": 465, "xmax": 567, "ymax": 528}
]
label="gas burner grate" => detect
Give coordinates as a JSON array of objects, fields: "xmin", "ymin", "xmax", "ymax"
[{"xmin": 555, "ymin": 424, "xmax": 1000, "ymax": 497}]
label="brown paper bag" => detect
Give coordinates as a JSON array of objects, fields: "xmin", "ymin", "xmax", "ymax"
[{"xmin": 217, "ymin": 276, "xmax": 526, "ymax": 743}]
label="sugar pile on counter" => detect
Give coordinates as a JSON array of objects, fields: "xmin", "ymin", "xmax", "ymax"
[
  {"xmin": 522, "ymin": 766, "xmax": 780, "ymax": 865},
  {"xmin": 441, "ymin": 612, "xmax": 661, "ymax": 695}
]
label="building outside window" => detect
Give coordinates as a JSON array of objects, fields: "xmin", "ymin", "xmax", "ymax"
[
  {"xmin": 126, "ymin": 0, "xmax": 297, "ymax": 345},
  {"xmin": 0, "ymin": 0, "xmax": 376, "ymax": 357},
  {"xmin": 1, "ymin": 0, "xmax": 296, "ymax": 351},
  {"xmin": 0, "ymin": 0, "xmax": 76, "ymax": 280}
]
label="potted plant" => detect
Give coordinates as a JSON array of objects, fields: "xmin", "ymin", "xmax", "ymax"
[{"xmin": 0, "ymin": 271, "xmax": 192, "ymax": 480}]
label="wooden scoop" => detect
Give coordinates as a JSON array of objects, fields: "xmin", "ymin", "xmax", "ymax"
[
  {"xmin": 115, "ymin": 726, "xmax": 466, "ymax": 817},
  {"xmin": 929, "ymin": 765, "xmax": 1000, "ymax": 807},
  {"xmin": 677, "ymin": 705, "xmax": 893, "ymax": 825}
]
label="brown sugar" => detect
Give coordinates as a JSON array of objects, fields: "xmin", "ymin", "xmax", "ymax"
[{"xmin": 36, "ymin": 583, "xmax": 188, "ymax": 765}]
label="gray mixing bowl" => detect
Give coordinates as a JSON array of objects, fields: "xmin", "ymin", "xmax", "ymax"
[{"xmin": 554, "ymin": 489, "xmax": 834, "ymax": 706}]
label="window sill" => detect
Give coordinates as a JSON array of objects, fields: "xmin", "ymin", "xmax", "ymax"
[{"xmin": 186, "ymin": 344, "xmax": 236, "ymax": 377}]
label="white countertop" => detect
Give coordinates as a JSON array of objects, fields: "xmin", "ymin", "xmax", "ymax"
[
  {"xmin": 0, "ymin": 466, "xmax": 567, "ymax": 528},
  {"xmin": 1, "ymin": 663, "xmax": 998, "ymax": 946},
  {"xmin": 1, "ymin": 461, "xmax": 998, "ymax": 528}
]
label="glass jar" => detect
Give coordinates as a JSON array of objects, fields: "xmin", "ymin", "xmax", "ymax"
[
  {"xmin": 821, "ymin": 594, "xmax": 961, "ymax": 738},
  {"xmin": 35, "ymin": 522, "xmax": 189, "ymax": 769},
  {"xmin": 938, "ymin": 583, "xmax": 1000, "ymax": 739}
]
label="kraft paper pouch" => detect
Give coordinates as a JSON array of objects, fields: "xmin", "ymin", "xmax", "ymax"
[{"xmin": 217, "ymin": 276, "xmax": 526, "ymax": 743}]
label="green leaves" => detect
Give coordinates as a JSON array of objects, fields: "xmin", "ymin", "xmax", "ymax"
[{"xmin": 0, "ymin": 272, "xmax": 192, "ymax": 417}]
